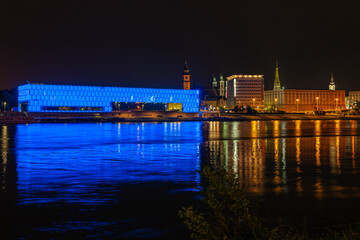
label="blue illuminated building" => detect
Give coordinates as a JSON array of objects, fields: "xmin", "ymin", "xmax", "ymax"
[{"xmin": 18, "ymin": 83, "xmax": 200, "ymax": 113}]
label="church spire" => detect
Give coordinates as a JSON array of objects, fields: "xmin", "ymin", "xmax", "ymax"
[
  {"xmin": 329, "ymin": 73, "xmax": 335, "ymax": 90},
  {"xmin": 183, "ymin": 58, "xmax": 189, "ymax": 74},
  {"xmin": 273, "ymin": 61, "xmax": 281, "ymax": 90}
]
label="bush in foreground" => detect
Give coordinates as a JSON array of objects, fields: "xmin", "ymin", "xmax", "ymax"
[
  {"xmin": 179, "ymin": 167, "xmax": 360, "ymax": 240},
  {"xmin": 179, "ymin": 167, "xmax": 291, "ymax": 240}
]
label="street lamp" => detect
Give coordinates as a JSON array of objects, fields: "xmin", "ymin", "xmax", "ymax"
[
  {"xmin": 252, "ymin": 98, "xmax": 255, "ymax": 108},
  {"xmin": 274, "ymin": 98, "xmax": 278, "ymax": 112},
  {"xmin": 335, "ymin": 98, "xmax": 338, "ymax": 112},
  {"xmin": 296, "ymin": 99, "xmax": 299, "ymax": 112},
  {"xmin": 3, "ymin": 102, "xmax": 6, "ymax": 112},
  {"xmin": 316, "ymin": 97, "xmax": 319, "ymax": 112}
]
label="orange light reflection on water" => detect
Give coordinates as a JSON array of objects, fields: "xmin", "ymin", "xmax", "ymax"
[
  {"xmin": 204, "ymin": 120, "xmax": 360, "ymax": 199},
  {"xmin": 1, "ymin": 126, "xmax": 8, "ymax": 193}
]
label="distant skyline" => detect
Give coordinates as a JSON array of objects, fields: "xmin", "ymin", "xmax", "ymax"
[{"xmin": 1, "ymin": 0, "xmax": 359, "ymax": 91}]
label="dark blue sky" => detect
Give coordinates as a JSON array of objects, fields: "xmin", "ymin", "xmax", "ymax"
[{"xmin": 1, "ymin": 0, "xmax": 359, "ymax": 91}]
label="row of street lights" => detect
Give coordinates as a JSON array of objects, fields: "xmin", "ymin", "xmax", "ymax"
[{"xmin": 273, "ymin": 97, "xmax": 339, "ymax": 112}]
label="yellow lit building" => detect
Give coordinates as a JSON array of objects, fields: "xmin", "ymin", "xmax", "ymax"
[
  {"xmin": 264, "ymin": 64, "xmax": 345, "ymax": 112},
  {"xmin": 265, "ymin": 89, "xmax": 346, "ymax": 112},
  {"xmin": 349, "ymin": 91, "xmax": 360, "ymax": 107}
]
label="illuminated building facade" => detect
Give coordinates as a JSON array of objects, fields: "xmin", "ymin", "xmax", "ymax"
[
  {"xmin": 18, "ymin": 83, "xmax": 200, "ymax": 113},
  {"xmin": 264, "ymin": 89, "xmax": 346, "ymax": 112},
  {"xmin": 264, "ymin": 64, "xmax": 345, "ymax": 112},
  {"xmin": 349, "ymin": 91, "xmax": 360, "ymax": 107},
  {"xmin": 226, "ymin": 75, "xmax": 264, "ymax": 107}
]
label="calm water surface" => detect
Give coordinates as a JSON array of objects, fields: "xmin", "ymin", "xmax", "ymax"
[{"xmin": 1, "ymin": 120, "xmax": 360, "ymax": 238}]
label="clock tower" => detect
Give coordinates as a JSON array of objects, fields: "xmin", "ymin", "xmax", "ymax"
[{"xmin": 183, "ymin": 59, "xmax": 190, "ymax": 90}]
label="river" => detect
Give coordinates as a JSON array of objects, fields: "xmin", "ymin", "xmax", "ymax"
[{"xmin": 1, "ymin": 120, "xmax": 360, "ymax": 238}]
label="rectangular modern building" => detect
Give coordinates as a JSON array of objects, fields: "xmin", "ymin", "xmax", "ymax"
[
  {"xmin": 226, "ymin": 75, "xmax": 264, "ymax": 107},
  {"xmin": 18, "ymin": 84, "xmax": 200, "ymax": 113},
  {"xmin": 264, "ymin": 89, "xmax": 346, "ymax": 112}
]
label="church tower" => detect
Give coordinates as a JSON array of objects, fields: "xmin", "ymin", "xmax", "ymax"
[
  {"xmin": 219, "ymin": 73, "xmax": 225, "ymax": 97},
  {"xmin": 183, "ymin": 59, "xmax": 191, "ymax": 90},
  {"xmin": 212, "ymin": 75, "xmax": 218, "ymax": 88},
  {"xmin": 273, "ymin": 61, "xmax": 281, "ymax": 90},
  {"xmin": 329, "ymin": 73, "xmax": 335, "ymax": 90}
]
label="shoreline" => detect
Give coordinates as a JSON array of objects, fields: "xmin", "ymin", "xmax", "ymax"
[
  {"xmin": 218, "ymin": 113, "xmax": 360, "ymax": 121},
  {"xmin": 3, "ymin": 113, "xmax": 360, "ymax": 124}
]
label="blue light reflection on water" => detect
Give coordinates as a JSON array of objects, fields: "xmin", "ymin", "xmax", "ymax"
[
  {"xmin": 15, "ymin": 122, "xmax": 202, "ymax": 205},
  {"xmin": 10, "ymin": 120, "xmax": 360, "ymax": 238}
]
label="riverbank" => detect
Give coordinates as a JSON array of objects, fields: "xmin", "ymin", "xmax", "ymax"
[
  {"xmin": 105, "ymin": 114, "xmax": 360, "ymax": 123},
  {"xmin": 3, "ymin": 112, "xmax": 360, "ymax": 124},
  {"xmin": 219, "ymin": 113, "xmax": 360, "ymax": 121}
]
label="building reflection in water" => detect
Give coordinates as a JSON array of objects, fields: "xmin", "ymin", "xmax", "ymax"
[
  {"xmin": 352, "ymin": 135, "xmax": 356, "ymax": 171},
  {"xmin": 314, "ymin": 136, "xmax": 323, "ymax": 199},
  {"xmin": 14, "ymin": 122, "xmax": 203, "ymax": 205},
  {"xmin": 205, "ymin": 121, "xmax": 266, "ymax": 194},
  {"xmin": 203, "ymin": 120, "xmax": 360, "ymax": 199},
  {"xmin": 1, "ymin": 126, "xmax": 8, "ymax": 193},
  {"xmin": 273, "ymin": 138, "xmax": 281, "ymax": 194},
  {"xmin": 296, "ymin": 137, "xmax": 303, "ymax": 193},
  {"xmin": 295, "ymin": 120, "xmax": 303, "ymax": 194},
  {"xmin": 0, "ymin": 125, "xmax": 17, "ymax": 203}
]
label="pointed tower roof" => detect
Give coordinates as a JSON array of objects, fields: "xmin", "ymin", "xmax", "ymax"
[
  {"xmin": 273, "ymin": 61, "xmax": 281, "ymax": 90},
  {"xmin": 183, "ymin": 58, "xmax": 190, "ymax": 74},
  {"xmin": 329, "ymin": 72, "xmax": 335, "ymax": 90}
]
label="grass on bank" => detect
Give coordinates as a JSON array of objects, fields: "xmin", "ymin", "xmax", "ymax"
[{"xmin": 179, "ymin": 167, "xmax": 360, "ymax": 240}]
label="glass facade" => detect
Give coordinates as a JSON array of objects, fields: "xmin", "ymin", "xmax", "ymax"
[{"xmin": 18, "ymin": 84, "xmax": 200, "ymax": 113}]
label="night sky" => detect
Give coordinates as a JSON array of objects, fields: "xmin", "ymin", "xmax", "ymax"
[{"xmin": 1, "ymin": 0, "xmax": 359, "ymax": 91}]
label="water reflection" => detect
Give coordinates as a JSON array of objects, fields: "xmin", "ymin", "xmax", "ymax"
[
  {"xmin": 1, "ymin": 126, "xmax": 8, "ymax": 193},
  {"xmin": 203, "ymin": 120, "xmax": 360, "ymax": 199},
  {"xmin": 2, "ymin": 120, "xmax": 360, "ymax": 238},
  {"xmin": 1, "ymin": 122, "xmax": 205, "ymax": 239},
  {"xmin": 15, "ymin": 123, "xmax": 203, "ymax": 205},
  {"xmin": 352, "ymin": 136, "xmax": 356, "ymax": 170}
]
